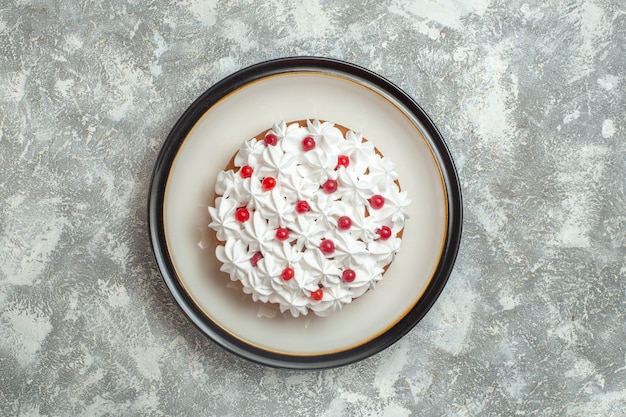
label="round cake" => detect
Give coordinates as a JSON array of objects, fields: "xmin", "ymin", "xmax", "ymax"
[{"xmin": 208, "ymin": 119, "xmax": 410, "ymax": 317}]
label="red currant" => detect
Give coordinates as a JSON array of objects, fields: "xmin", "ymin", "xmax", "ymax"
[
  {"xmin": 295, "ymin": 200, "xmax": 310, "ymax": 214},
  {"xmin": 250, "ymin": 252, "xmax": 263, "ymax": 267},
  {"xmin": 275, "ymin": 227, "xmax": 289, "ymax": 241},
  {"xmin": 342, "ymin": 269, "xmax": 356, "ymax": 282},
  {"xmin": 336, "ymin": 155, "xmax": 350, "ymax": 169},
  {"xmin": 376, "ymin": 225, "xmax": 392, "ymax": 240},
  {"xmin": 337, "ymin": 216, "xmax": 352, "ymax": 230},
  {"xmin": 369, "ymin": 194, "xmax": 385, "ymax": 209},
  {"xmin": 281, "ymin": 267, "xmax": 294, "ymax": 281},
  {"xmin": 322, "ymin": 179, "xmax": 338, "ymax": 194},
  {"xmin": 311, "ymin": 288, "xmax": 323, "ymax": 301},
  {"xmin": 262, "ymin": 177, "xmax": 276, "ymax": 191},
  {"xmin": 319, "ymin": 239, "xmax": 335, "ymax": 255},
  {"xmin": 235, "ymin": 208, "xmax": 250, "ymax": 222},
  {"xmin": 264, "ymin": 133, "xmax": 278, "ymax": 146},
  {"xmin": 239, "ymin": 165, "xmax": 253, "ymax": 178},
  {"xmin": 302, "ymin": 136, "xmax": 316, "ymax": 151}
]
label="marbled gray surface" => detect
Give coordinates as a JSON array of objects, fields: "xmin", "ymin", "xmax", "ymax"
[{"xmin": 1, "ymin": 0, "xmax": 624, "ymax": 416}]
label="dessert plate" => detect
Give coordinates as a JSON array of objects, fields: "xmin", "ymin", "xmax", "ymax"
[{"xmin": 148, "ymin": 57, "xmax": 462, "ymax": 369}]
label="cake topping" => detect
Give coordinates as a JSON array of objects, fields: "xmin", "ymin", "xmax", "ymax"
[
  {"xmin": 275, "ymin": 227, "xmax": 290, "ymax": 241},
  {"xmin": 369, "ymin": 194, "xmax": 385, "ymax": 209},
  {"xmin": 337, "ymin": 216, "xmax": 352, "ymax": 230},
  {"xmin": 281, "ymin": 267, "xmax": 294, "ymax": 280},
  {"xmin": 311, "ymin": 288, "xmax": 324, "ymax": 301},
  {"xmin": 262, "ymin": 177, "xmax": 277, "ymax": 191},
  {"xmin": 336, "ymin": 155, "xmax": 350, "ymax": 169},
  {"xmin": 322, "ymin": 179, "xmax": 338, "ymax": 194},
  {"xmin": 376, "ymin": 225, "xmax": 392, "ymax": 240},
  {"xmin": 240, "ymin": 165, "xmax": 254, "ymax": 178},
  {"xmin": 302, "ymin": 136, "xmax": 316, "ymax": 151},
  {"xmin": 319, "ymin": 239, "xmax": 336, "ymax": 255},
  {"xmin": 342, "ymin": 269, "xmax": 356, "ymax": 282},
  {"xmin": 208, "ymin": 120, "xmax": 410, "ymax": 317},
  {"xmin": 235, "ymin": 207, "xmax": 250, "ymax": 222},
  {"xmin": 264, "ymin": 133, "xmax": 278, "ymax": 146},
  {"xmin": 295, "ymin": 200, "xmax": 310, "ymax": 214},
  {"xmin": 250, "ymin": 252, "xmax": 263, "ymax": 267}
]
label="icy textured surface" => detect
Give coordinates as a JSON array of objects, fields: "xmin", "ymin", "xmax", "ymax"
[{"xmin": 1, "ymin": 1, "xmax": 624, "ymax": 415}]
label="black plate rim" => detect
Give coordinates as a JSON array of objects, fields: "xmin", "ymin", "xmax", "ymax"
[{"xmin": 148, "ymin": 56, "xmax": 463, "ymax": 370}]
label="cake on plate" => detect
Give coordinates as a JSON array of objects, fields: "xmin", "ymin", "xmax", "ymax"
[{"xmin": 208, "ymin": 119, "xmax": 410, "ymax": 317}]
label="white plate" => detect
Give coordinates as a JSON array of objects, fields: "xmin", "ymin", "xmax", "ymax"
[{"xmin": 149, "ymin": 57, "xmax": 462, "ymax": 369}]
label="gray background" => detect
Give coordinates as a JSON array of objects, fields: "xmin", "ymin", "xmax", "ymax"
[{"xmin": 1, "ymin": 1, "xmax": 624, "ymax": 416}]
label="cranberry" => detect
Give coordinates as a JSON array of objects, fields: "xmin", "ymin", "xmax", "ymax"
[
  {"xmin": 336, "ymin": 155, "xmax": 350, "ymax": 169},
  {"xmin": 275, "ymin": 227, "xmax": 289, "ymax": 241},
  {"xmin": 264, "ymin": 133, "xmax": 278, "ymax": 146},
  {"xmin": 376, "ymin": 225, "xmax": 392, "ymax": 240},
  {"xmin": 235, "ymin": 208, "xmax": 250, "ymax": 222},
  {"xmin": 262, "ymin": 177, "xmax": 276, "ymax": 191},
  {"xmin": 342, "ymin": 269, "xmax": 356, "ymax": 282},
  {"xmin": 250, "ymin": 252, "xmax": 263, "ymax": 267},
  {"xmin": 369, "ymin": 194, "xmax": 385, "ymax": 209},
  {"xmin": 302, "ymin": 136, "xmax": 316, "ymax": 151},
  {"xmin": 311, "ymin": 288, "xmax": 323, "ymax": 301},
  {"xmin": 319, "ymin": 239, "xmax": 335, "ymax": 255},
  {"xmin": 239, "ymin": 165, "xmax": 253, "ymax": 178},
  {"xmin": 337, "ymin": 216, "xmax": 352, "ymax": 230},
  {"xmin": 295, "ymin": 200, "xmax": 310, "ymax": 214},
  {"xmin": 281, "ymin": 267, "xmax": 294, "ymax": 281},
  {"xmin": 322, "ymin": 179, "xmax": 338, "ymax": 194}
]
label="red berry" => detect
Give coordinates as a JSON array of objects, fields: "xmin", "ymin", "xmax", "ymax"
[
  {"xmin": 336, "ymin": 155, "xmax": 350, "ymax": 169},
  {"xmin": 369, "ymin": 194, "xmax": 385, "ymax": 209},
  {"xmin": 342, "ymin": 269, "xmax": 356, "ymax": 282},
  {"xmin": 295, "ymin": 200, "xmax": 310, "ymax": 214},
  {"xmin": 376, "ymin": 225, "xmax": 392, "ymax": 240},
  {"xmin": 281, "ymin": 267, "xmax": 294, "ymax": 281},
  {"xmin": 240, "ymin": 165, "xmax": 253, "ymax": 178},
  {"xmin": 337, "ymin": 216, "xmax": 352, "ymax": 230},
  {"xmin": 322, "ymin": 179, "xmax": 338, "ymax": 194},
  {"xmin": 262, "ymin": 177, "xmax": 276, "ymax": 191},
  {"xmin": 250, "ymin": 252, "xmax": 263, "ymax": 267},
  {"xmin": 311, "ymin": 288, "xmax": 323, "ymax": 301},
  {"xmin": 302, "ymin": 136, "xmax": 316, "ymax": 151},
  {"xmin": 319, "ymin": 239, "xmax": 335, "ymax": 255},
  {"xmin": 275, "ymin": 227, "xmax": 289, "ymax": 241},
  {"xmin": 235, "ymin": 208, "xmax": 250, "ymax": 222},
  {"xmin": 264, "ymin": 133, "xmax": 278, "ymax": 146}
]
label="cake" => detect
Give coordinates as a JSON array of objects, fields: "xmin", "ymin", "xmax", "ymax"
[{"xmin": 208, "ymin": 119, "xmax": 410, "ymax": 317}]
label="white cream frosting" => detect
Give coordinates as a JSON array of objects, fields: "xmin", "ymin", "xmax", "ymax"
[{"xmin": 208, "ymin": 120, "xmax": 410, "ymax": 317}]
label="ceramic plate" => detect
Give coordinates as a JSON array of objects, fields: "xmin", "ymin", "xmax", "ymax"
[{"xmin": 148, "ymin": 57, "xmax": 462, "ymax": 369}]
